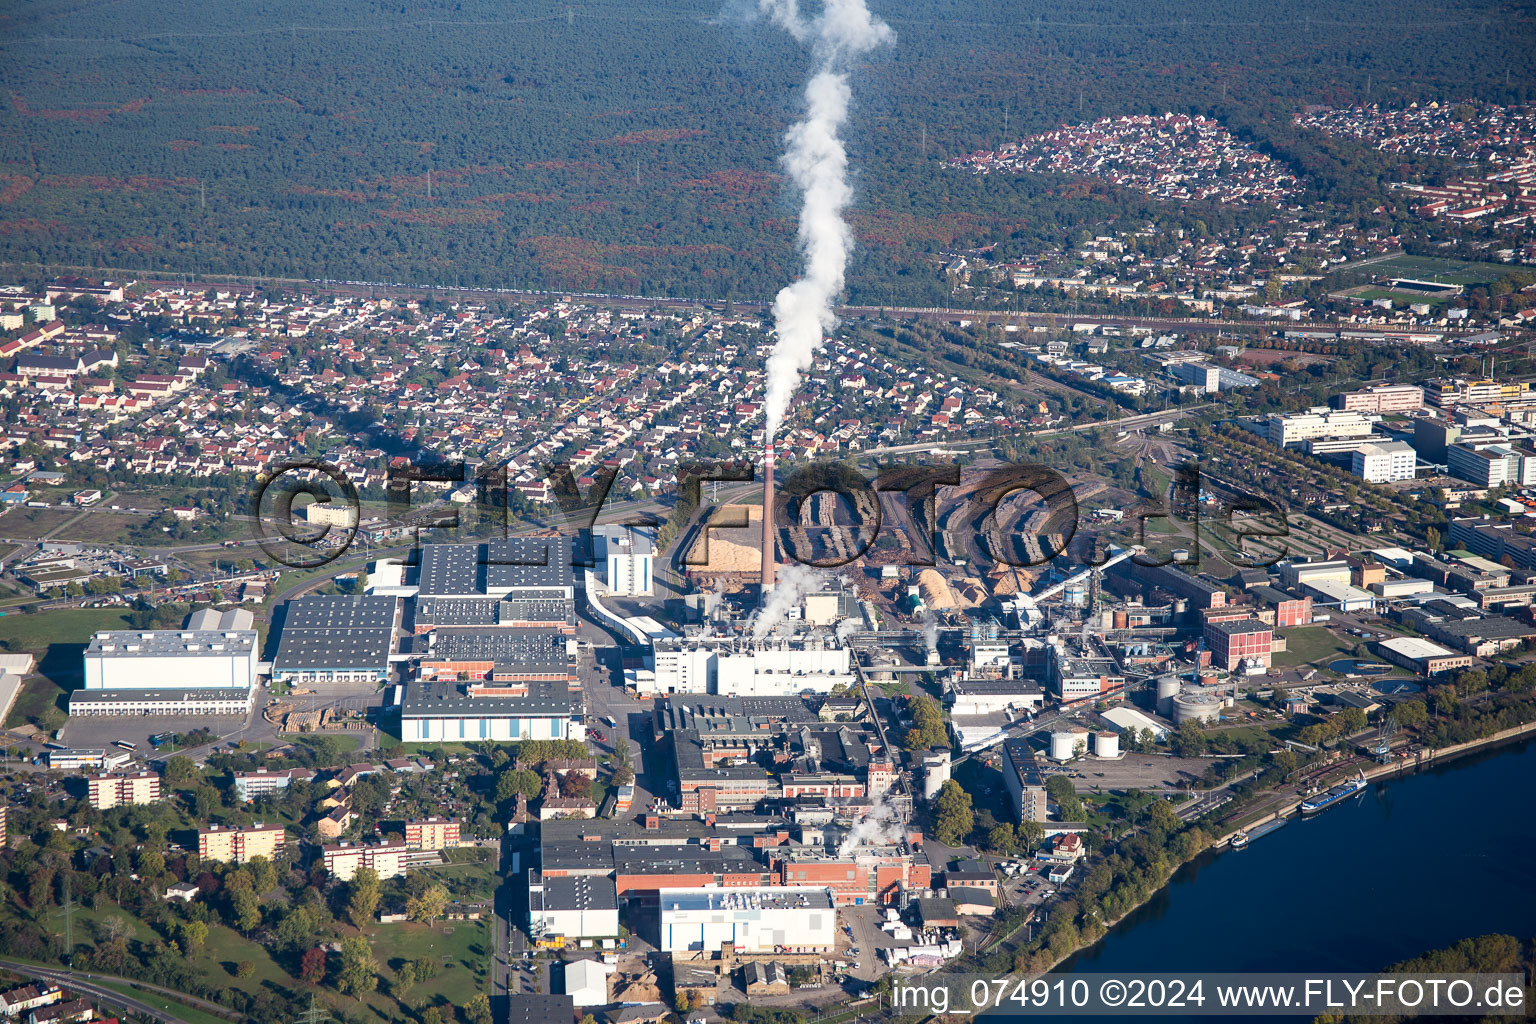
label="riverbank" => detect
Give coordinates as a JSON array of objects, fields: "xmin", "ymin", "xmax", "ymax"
[
  {"xmin": 1057, "ymin": 728, "xmax": 1536, "ymax": 976},
  {"xmin": 1021, "ymin": 716, "xmax": 1536, "ymax": 977},
  {"xmin": 1214, "ymin": 717, "xmax": 1536, "ymax": 848}
]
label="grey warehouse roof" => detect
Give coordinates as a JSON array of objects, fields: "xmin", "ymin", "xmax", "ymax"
[{"xmin": 87, "ymin": 630, "xmax": 257, "ymax": 657}]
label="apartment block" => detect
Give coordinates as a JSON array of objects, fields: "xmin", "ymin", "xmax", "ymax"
[
  {"xmin": 405, "ymin": 816, "xmax": 462, "ymax": 851},
  {"xmin": 321, "ymin": 840, "xmax": 409, "ymax": 881},
  {"xmin": 87, "ymin": 770, "xmax": 162, "ymax": 810},
  {"xmin": 199, "ymin": 823, "xmax": 287, "ymax": 864}
]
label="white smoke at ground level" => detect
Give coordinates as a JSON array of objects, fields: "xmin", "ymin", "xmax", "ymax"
[
  {"xmin": 750, "ymin": 562, "xmax": 824, "ymax": 638},
  {"xmin": 922, "ymin": 612, "xmax": 939, "ymax": 657},
  {"xmin": 836, "ymin": 785, "xmax": 905, "ymax": 858}
]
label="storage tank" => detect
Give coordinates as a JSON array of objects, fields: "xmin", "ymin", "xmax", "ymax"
[
  {"xmin": 1048, "ymin": 730, "xmax": 1076, "ymax": 762},
  {"xmin": 922, "ymin": 750, "xmax": 951, "ymax": 801},
  {"xmin": 1156, "ymin": 675, "xmax": 1183, "ymax": 717},
  {"xmin": 1094, "ymin": 731, "xmax": 1120, "ymax": 759},
  {"xmin": 1197, "ymin": 670, "xmax": 1219, "ymax": 688},
  {"xmin": 1063, "ymin": 581, "xmax": 1087, "ymax": 607},
  {"xmin": 1170, "ymin": 689, "xmax": 1222, "ymax": 725},
  {"xmin": 1113, "ymin": 609, "xmax": 1129, "ymax": 630}
]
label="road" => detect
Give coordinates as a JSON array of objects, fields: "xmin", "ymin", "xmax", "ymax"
[{"xmin": 0, "ymin": 958, "xmax": 237, "ymax": 1024}]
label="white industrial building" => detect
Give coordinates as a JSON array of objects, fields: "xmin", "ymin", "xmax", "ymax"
[
  {"xmin": 562, "ymin": 959, "xmax": 615, "ymax": 1007},
  {"xmin": 1101, "ymin": 706, "xmax": 1170, "ymax": 741},
  {"xmin": 594, "ymin": 524, "xmax": 654, "ymax": 597},
  {"xmin": 529, "ymin": 875, "xmax": 620, "ymax": 943},
  {"xmin": 83, "ymin": 630, "xmax": 258, "ymax": 690},
  {"xmin": 1298, "ymin": 578, "xmax": 1376, "ymax": 613},
  {"xmin": 1171, "ymin": 360, "xmax": 1260, "ymax": 392},
  {"xmin": 645, "ymin": 635, "xmax": 853, "ymax": 697},
  {"xmin": 947, "ymin": 679, "xmax": 1045, "ymax": 717},
  {"xmin": 1266, "ymin": 409, "xmax": 1373, "ymax": 448},
  {"xmin": 1351, "ymin": 440, "xmax": 1417, "ymax": 483},
  {"xmin": 658, "ymin": 887, "xmax": 836, "ymax": 954}
]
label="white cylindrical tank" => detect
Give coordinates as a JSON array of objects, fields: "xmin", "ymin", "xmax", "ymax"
[
  {"xmin": 1171, "ymin": 690, "xmax": 1221, "ymax": 725},
  {"xmin": 1156, "ymin": 675, "xmax": 1182, "ymax": 717},
  {"xmin": 1094, "ymin": 731, "xmax": 1119, "ymax": 759},
  {"xmin": 1049, "ymin": 730, "xmax": 1076, "ymax": 762},
  {"xmin": 922, "ymin": 751, "xmax": 951, "ymax": 800}
]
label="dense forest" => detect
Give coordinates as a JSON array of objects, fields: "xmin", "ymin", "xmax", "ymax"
[{"xmin": 1, "ymin": 0, "xmax": 1533, "ymax": 300}]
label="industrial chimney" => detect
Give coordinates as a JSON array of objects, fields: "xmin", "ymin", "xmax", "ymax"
[{"xmin": 760, "ymin": 442, "xmax": 776, "ymax": 595}]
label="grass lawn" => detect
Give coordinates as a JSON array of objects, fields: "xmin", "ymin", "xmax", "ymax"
[
  {"xmin": 1271, "ymin": 626, "xmax": 1381, "ymax": 671},
  {"xmin": 94, "ymin": 982, "xmax": 232, "ymax": 1024},
  {"xmin": 0, "ymin": 607, "xmax": 137, "ymax": 729},
  {"xmin": 1371, "ymin": 253, "xmax": 1514, "ymax": 287}
]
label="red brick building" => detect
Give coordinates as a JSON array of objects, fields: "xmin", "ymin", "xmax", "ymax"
[{"xmin": 1204, "ymin": 617, "xmax": 1273, "ymax": 671}]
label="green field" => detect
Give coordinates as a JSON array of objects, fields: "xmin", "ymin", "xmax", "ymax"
[
  {"xmin": 1271, "ymin": 626, "xmax": 1356, "ymax": 669},
  {"xmin": 1367, "ymin": 254, "xmax": 1516, "ymax": 288},
  {"xmin": 0, "ymin": 607, "xmax": 136, "ymax": 729}
]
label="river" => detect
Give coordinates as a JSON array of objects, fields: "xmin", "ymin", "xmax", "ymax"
[{"xmin": 1059, "ymin": 737, "xmax": 1536, "ymax": 974}]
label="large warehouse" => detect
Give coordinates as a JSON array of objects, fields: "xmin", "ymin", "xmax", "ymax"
[
  {"xmin": 412, "ymin": 539, "xmax": 576, "ymax": 633},
  {"xmin": 658, "ymin": 887, "xmax": 836, "ymax": 954},
  {"xmin": 399, "ymin": 676, "xmax": 584, "ymax": 742},
  {"xmin": 418, "ymin": 628, "xmax": 574, "ymax": 684},
  {"xmin": 528, "ymin": 874, "xmax": 620, "ymax": 942},
  {"xmin": 82, "ymin": 630, "xmax": 258, "ymax": 690},
  {"xmin": 271, "ymin": 595, "xmax": 399, "ymax": 686}
]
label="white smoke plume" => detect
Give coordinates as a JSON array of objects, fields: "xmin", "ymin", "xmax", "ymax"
[
  {"xmin": 836, "ymin": 785, "xmax": 904, "ymax": 857},
  {"xmin": 835, "ymin": 615, "xmax": 858, "ymax": 643},
  {"xmin": 758, "ymin": 0, "xmax": 893, "ymax": 441},
  {"xmin": 751, "ymin": 562, "xmax": 824, "ymax": 638},
  {"xmin": 922, "ymin": 612, "xmax": 939, "ymax": 658}
]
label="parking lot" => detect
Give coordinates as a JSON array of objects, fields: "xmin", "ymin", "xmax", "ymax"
[
  {"xmin": 1059, "ymin": 753, "xmax": 1217, "ymax": 793},
  {"xmin": 58, "ymin": 712, "xmax": 251, "ymax": 755}
]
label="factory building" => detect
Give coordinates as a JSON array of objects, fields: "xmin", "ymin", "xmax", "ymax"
[
  {"xmin": 947, "ymin": 679, "xmax": 1046, "ymax": 716},
  {"xmin": 528, "ymin": 874, "xmax": 620, "ymax": 941},
  {"xmin": 1447, "ymin": 517, "xmax": 1536, "ymax": 571},
  {"xmin": 412, "ymin": 539, "xmax": 576, "ymax": 633},
  {"xmin": 1203, "ymin": 617, "xmax": 1273, "ymax": 671},
  {"xmin": 417, "ymin": 628, "xmax": 573, "ymax": 684},
  {"xmin": 658, "ymin": 887, "xmax": 837, "ymax": 954},
  {"xmin": 645, "ymin": 635, "xmax": 853, "ymax": 697},
  {"xmin": 87, "ymin": 771, "xmax": 162, "ymax": 810},
  {"xmin": 1447, "ymin": 441, "xmax": 1536, "ymax": 488},
  {"xmin": 82, "ymin": 630, "xmax": 257, "ymax": 690},
  {"xmin": 199, "ymin": 823, "xmax": 286, "ymax": 864},
  {"xmin": 68, "ymin": 687, "xmax": 257, "ymax": 717},
  {"xmin": 593, "ymin": 524, "xmax": 655, "ymax": 597},
  {"xmin": 1047, "ymin": 638, "xmax": 1126, "ymax": 703},
  {"xmin": 271, "ymin": 595, "xmax": 398, "ymax": 686},
  {"xmin": 1378, "ymin": 636, "xmax": 1475, "ymax": 676},
  {"xmin": 399, "ymin": 674, "xmax": 583, "ymax": 743}
]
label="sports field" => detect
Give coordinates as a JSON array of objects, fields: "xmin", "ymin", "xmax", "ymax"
[{"xmin": 1366, "ymin": 253, "xmax": 1514, "ymax": 288}]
